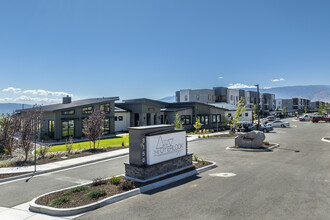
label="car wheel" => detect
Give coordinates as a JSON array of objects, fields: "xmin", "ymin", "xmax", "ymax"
[
  {"xmin": 263, "ymin": 129, "xmax": 267, "ymax": 133},
  {"xmin": 281, "ymin": 124, "xmax": 285, "ymax": 128}
]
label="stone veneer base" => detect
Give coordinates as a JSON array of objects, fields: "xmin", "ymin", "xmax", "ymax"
[{"xmin": 125, "ymin": 153, "xmax": 193, "ymax": 181}]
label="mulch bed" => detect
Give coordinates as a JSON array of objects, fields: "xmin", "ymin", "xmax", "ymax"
[
  {"xmin": 35, "ymin": 160, "xmax": 211, "ymax": 209},
  {"xmin": 229, "ymin": 144, "xmax": 275, "ymax": 150},
  {"xmin": 212, "ymin": 134, "xmax": 238, "ymax": 138},
  {"xmin": 0, "ymin": 172, "xmax": 32, "ymax": 180}
]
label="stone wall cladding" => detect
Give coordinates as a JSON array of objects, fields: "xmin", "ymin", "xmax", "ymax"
[{"xmin": 125, "ymin": 154, "xmax": 193, "ymax": 180}]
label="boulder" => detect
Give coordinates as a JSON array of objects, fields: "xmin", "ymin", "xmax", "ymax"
[{"xmin": 234, "ymin": 131, "xmax": 265, "ymax": 148}]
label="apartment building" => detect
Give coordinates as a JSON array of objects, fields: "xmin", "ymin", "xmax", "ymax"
[{"xmin": 175, "ymin": 89, "xmax": 215, "ymax": 103}]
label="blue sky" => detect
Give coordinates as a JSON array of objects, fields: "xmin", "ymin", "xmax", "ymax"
[{"xmin": 0, "ymin": 0, "xmax": 330, "ymax": 104}]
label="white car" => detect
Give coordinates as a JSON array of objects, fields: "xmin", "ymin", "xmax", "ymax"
[
  {"xmin": 298, "ymin": 114, "xmax": 314, "ymax": 121},
  {"xmin": 268, "ymin": 120, "xmax": 290, "ymax": 127}
]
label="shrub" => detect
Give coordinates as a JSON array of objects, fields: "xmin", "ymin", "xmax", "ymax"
[
  {"xmin": 201, "ymin": 159, "xmax": 206, "ymax": 165},
  {"xmin": 38, "ymin": 145, "xmax": 50, "ymax": 159},
  {"xmin": 121, "ymin": 136, "xmax": 125, "ymax": 147},
  {"xmin": 92, "ymin": 177, "xmax": 107, "ymax": 186},
  {"xmin": 0, "ymin": 161, "xmax": 14, "ymax": 167},
  {"xmin": 263, "ymin": 141, "xmax": 270, "ymax": 145},
  {"xmin": 193, "ymin": 154, "xmax": 199, "ymax": 162},
  {"xmin": 207, "ymin": 135, "xmax": 210, "ymax": 138},
  {"xmin": 86, "ymin": 189, "xmax": 107, "ymax": 199},
  {"xmin": 66, "ymin": 137, "xmax": 73, "ymax": 154},
  {"xmin": 190, "ymin": 132, "xmax": 194, "ymax": 135},
  {"xmin": 64, "ymin": 186, "xmax": 89, "ymax": 195},
  {"xmin": 3, "ymin": 149, "xmax": 10, "ymax": 155},
  {"xmin": 110, "ymin": 176, "xmax": 121, "ymax": 185},
  {"xmin": 202, "ymin": 135, "xmax": 205, "ymax": 138},
  {"xmin": 121, "ymin": 180, "xmax": 135, "ymax": 190},
  {"xmin": 49, "ymin": 197, "xmax": 70, "ymax": 206},
  {"xmin": 210, "ymin": 129, "xmax": 214, "ymax": 133},
  {"xmin": 198, "ymin": 135, "xmax": 201, "ymax": 138}
]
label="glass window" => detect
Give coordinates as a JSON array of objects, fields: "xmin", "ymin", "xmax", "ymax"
[
  {"xmin": 48, "ymin": 120, "xmax": 55, "ymax": 138},
  {"xmin": 115, "ymin": 116, "xmax": 118, "ymax": 121},
  {"xmin": 82, "ymin": 106, "xmax": 93, "ymax": 114},
  {"xmin": 62, "ymin": 110, "xmax": 75, "ymax": 115},
  {"xmin": 245, "ymin": 113, "xmax": 249, "ymax": 117},
  {"xmin": 62, "ymin": 120, "xmax": 74, "ymax": 138},
  {"xmin": 217, "ymin": 114, "xmax": 221, "ymax": 123},
  {"xmin": 100, "ymin": 104, "xmax": 110, "ymax": 113},
  {"xmin": 103, "ymin": 118, "xmax": 110, "ymax": 135},
  {"xmin": 119, "ymin": 116, "xmax": 123, "ymax": 121},
  {"xmin": 212, "ymin": 115, "xmax": 217, "ymax": 123},
  {"xmin": 180, "ymin": 115, "xmax": 191, "ymax": 125}
]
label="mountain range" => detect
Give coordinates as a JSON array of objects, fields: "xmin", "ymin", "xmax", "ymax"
[
  {"xmin": 159, "ymin": 85, "xmax": 330, "ymax": 103},
  {"xmin": 0, "ymin": 103, "xmax": 32, "ymax": 114}
]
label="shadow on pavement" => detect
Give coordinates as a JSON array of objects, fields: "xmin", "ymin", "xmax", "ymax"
[{"xmin": 142, "ymin": 175, "xmax": 201, "ymax": 195}]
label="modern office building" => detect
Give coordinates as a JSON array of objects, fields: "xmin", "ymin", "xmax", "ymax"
[
  {"xmin": 276, "ymin": 99, "xmax": 294, "ymax": 111},
  {"xmin": 16, "ymin": 96, "xmax": 119, "ymax": 140},
  {"xmin": 175, "ymin": 89, "xmax": 215, "ymax": 104},
  {"xmin": 261, "ymin": 93, "xmax": 276, "ymax": 111}
]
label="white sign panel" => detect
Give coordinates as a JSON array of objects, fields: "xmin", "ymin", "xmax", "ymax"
[{"xmin": 146, "ymin": 131, "xmax": 187, "ymax": 165}]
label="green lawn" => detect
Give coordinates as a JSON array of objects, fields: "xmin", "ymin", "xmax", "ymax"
[{"xmin": 47, "ymin": 135, "xmax": 129, "ymax": 152}]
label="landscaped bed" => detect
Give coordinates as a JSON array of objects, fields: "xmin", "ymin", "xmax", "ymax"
[
  {"xmin": 0, "ymin": 146, "xmax": 128, "ymax": 168},
  {"xmin": 228, "ymin": 143, "xmax": 276, "ymax": 150},
  {"xmin": 34, "ymin": 160, "xmax": 211, "ymax": 209}
]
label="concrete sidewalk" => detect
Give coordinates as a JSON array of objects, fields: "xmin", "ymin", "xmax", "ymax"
[
  {"xmin": 0, "ymin": 148, "xmax": 128, "ymax": 175},
  {"xmin": 186, "ymin": 130, "xmax": 229, "ymax": 142}
]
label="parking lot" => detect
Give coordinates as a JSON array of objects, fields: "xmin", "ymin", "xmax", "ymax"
[{"xmin": 78, "ymin": 119, "xmax": 330, "ymax": 220}]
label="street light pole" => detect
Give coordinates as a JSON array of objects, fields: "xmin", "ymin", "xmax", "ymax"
[{"xmin": 255, "ymin": 84, "xmax": 260, "ymax": 130}]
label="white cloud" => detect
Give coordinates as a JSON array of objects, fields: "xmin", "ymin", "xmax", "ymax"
[
  {"xmin": 14, "ymin": 96, "xmax": 61, "ymax": 103},
  {"xmin": 2, "ymin": 87, "xmax": 22, "ymax": 93},
  {"xmin": 218, "ymin": 76, "xmax": 223, "ymax": 79},
  {"xmin": 22, "ymin": 89, "xmax": 73, "ymax": 97},
  {"xmin": 228, "ymin": 83, "xmax": 257, "ymax": 89},
  {"xmin": 0, "ymin": 97, "xmax": 13, "ymax": 102},
  {"xmin": 2, "ymin": 87, "xmax": 73, "ymax": 97},
  {"xmin": 271, "ymin": 78, "xmax": 285, "ymax": 82},
  {"xmin": 263, "ymin": 87, "xmax": 272, "ymax": 89}
]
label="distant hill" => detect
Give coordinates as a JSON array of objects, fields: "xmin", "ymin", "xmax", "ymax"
[
  {"xmin": 0, "ymin": 103, "xmax": 33, "ymax": 114},
  {"xmin": 259, "ymin": 85, "xmax": 330, "ymax": 102},
  {"xmin": 159, "ymin": 96, "xmax": 176, "ymax": 103},
  {"xmin": 159, "ymin": 85, "xmax": 330, "ymax": 103}
]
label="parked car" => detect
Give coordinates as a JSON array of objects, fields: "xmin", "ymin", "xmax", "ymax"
[
  {"xmin": 299, "ymin": 114, "xmax": 314, "ymax": 121},
  {"xmin": 310, "ymin": 116, "xmax": 330, "ymax": 123},
  {"xmin": 248, "ymin": 124, "xmax": 274, "ymax": 133},
  {"xmin": 267, "ymin": 120, "xmax": 290, "ymax": 127}
]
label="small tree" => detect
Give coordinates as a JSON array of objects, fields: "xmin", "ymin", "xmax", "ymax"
[
  {"xmin": 304, "ymin": 106, "xmax": 308, "ymax": 114},
  {"xmin": 193, "ymin": 118, "xmax": 202, "ymax": 133},
  {"xmin": 65, "ymin": 136, "xmax": 73, "ymax": 154},
  {"xmin": 253, "ymin": 104, "xmax": 258, "ymax": 122},
  {"xmin": 282, "ymin": 106, "xmax": 288, "ymax": 116},
  {"xmin": 83, "ymin": 109, "xmax": 105, "ymax": 149},
  {"xmin": 318, "ymin": 103, "xmax": 324, "ymax": 115},
  {"xmin": 0, "ymin": 113, "xmax": 20, "ymax": 155},
  {"xmin": 173, "ymin": 114, "xmax": 183, "ymax": 129},
  {"xmin": 17, "ymin": 108, "xmax": 44, "ymax": 162},
  {"xmin": 228, "ymin": 97, "xmax": 247, "ymax": 134}
]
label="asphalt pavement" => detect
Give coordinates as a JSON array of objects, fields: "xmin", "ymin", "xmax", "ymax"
[
  {"xmin": 0, "ymin": 119, "xmax": 329, "ymax": 219},
  {"xmin": 77, "ymin": 119, "xmax": 330, "ymax": 220}
]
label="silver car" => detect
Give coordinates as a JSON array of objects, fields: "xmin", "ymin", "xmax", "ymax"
[{"xmin": 268, "ymin": 120, "xmax": 290, "ymax": 127}]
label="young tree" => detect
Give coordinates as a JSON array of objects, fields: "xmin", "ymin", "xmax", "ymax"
[
  {"xmin": 193, "ymin": 118, "xmax": 202, "ymax": 132},
  {"xmin": 282, "ymin": 106, "xmax": 288, "ymax": 116},
  {"xmin": 318, "ymin": 103, "xmax": 324, "ymax": 115},
  {"xmin": 228, "ymin": 97, "xmax": 247, "ymax": 134},
  {"xmin": 173, "ymin": 114, "xmax": 183, "ymax": 129},
  {"xmin": 253, "ymin": 104, "xmax": 258, "ymax": 122},
  {"xmin": 17, "ymin": 108, "xmax": 44, "ymax": 162},
  {"xmin": 304, "ymin": 106, "xmax": 308, "ymax": 114},
  {"xmin": 83, "ymin": 109, "xmax": 105, "ymax": 149},
  {"xmin": 0, "ymin": 113, "xmax": 20, "ymax": 155}
]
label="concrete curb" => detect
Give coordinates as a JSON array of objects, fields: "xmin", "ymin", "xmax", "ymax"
[
  {"xmin": 226, "ymin": 144, "xmax": 280, "ymax": 152},
  {"xmin": 321, "ymin": 137, "xmax": 330, "ymax": 143},
  {"xmin": 0, "ymin": 152, "xmax": 129, "ymax": 183},
  {"xmin": 29, "ymin": 161, "xmax": 217, "ymax": 216}
]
